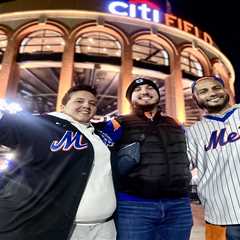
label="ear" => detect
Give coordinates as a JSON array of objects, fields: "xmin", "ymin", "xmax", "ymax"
[
  {"xmin": 192, "ymin": 94, "xmax": 204, "ymax": 109},
  {"xmin": 192, "ymin": 94, "xmax": 197, "ymax": 103},
  {"xmin": 60, "ymin": 104, "xmax": 65, "ymax": 112}
]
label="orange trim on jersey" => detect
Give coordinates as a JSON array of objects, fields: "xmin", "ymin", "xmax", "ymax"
[{"xmin": 111, "ymin": 119, "xmax": 121, "ymax": 131}]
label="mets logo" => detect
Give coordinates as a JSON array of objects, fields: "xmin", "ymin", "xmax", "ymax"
[
  {"xmin": 204, "ymin": 128, "xmax": 240, "ymax": 151},
  {"xmin": 50, "ymin": 131, "xmax": 88, "ymax": 152}
]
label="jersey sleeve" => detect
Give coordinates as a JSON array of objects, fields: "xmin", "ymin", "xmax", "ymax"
[
  {"xmin": 185, "ymin": 126, "xmax": 198, "ymax": 170},
  {"xmin": 94, "ymin": 118, "xmax": 123, "ymax": 146},
  {"xmin": 102, "ymin": 118, "xmax": 122, "ymax": 143}
]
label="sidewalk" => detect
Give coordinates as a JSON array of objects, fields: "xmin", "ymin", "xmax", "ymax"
[{"xmin": 190, "ymin": 203, "xmax": 205, "ymax": 240}]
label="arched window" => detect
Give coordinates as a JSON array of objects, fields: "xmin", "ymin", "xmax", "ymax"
[
  {"xmin": 0, "ymin": 30, "xmax": 8, "ymax": 62},
  {"xmin": 74, "ymin": 31, "xmax": 122, "ymax": 117},
  {"xmin": 132, "ymin": 39, "xmax": 169, "ymax": 114},
  {"xmin": 182, "ymin": 79, "xmax": 203, "ymax": 126},
  {"xmin": 16, "ymin": 67, "xmax": 59, "ymax": 114},
  {"xmin": 19, "ymin": 30, "xmax": 65, "ymax": 54},
  {"xmin": 181, "ymin": 51, "xmax": 203, "ymax": 77},
  {"xmin": 75, "ymin": 32, "xmax": 121, "ymax": 57},
  {"xmin": 133, "ymin": 39, "xmax": 169, "ymax": 66},
  {"xmin": 181, "ymin": 51, "xmax": 204, "ymax": 125},
  {"xmin": 17, "ymin": 29, "xmax": 64, "ymax": 113}
]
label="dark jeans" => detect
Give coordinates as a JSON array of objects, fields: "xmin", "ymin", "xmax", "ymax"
[
  {"xmin": 227, "ymin": 225, "xmax": 240, "ymax": 240},
  {"xmin": 115, "ymin": 196, "xmax": 193, "ymax": 240}
]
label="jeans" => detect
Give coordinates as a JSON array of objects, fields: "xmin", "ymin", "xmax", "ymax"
[
  {"xmin": 115, "ymin": 196, "xmax": 193, "ymax": 240},
  {"xmin": 226, "ymin": 225, "xmax": 240, "ymax": 240}
]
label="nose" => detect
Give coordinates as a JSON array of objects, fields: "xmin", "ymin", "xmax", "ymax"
[
  {"xmin": 208, "ymin": 89, "xmax": 218, "ymax": 97},
  {"xmin": 82, "ymin": 101, "xmax": 91, "ymax": 109},
  {"xmin": 140, "ymin": 87, "xmax": 148, "ymax": 95}
]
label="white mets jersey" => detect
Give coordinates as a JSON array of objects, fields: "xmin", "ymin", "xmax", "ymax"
[{"xmin": 186, "ymin": 104, "xmax": 240, "ymax": 225}]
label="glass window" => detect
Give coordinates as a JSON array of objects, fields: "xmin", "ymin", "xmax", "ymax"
[
  {"xmin": 74, "ymin": 65, "xmax": 119, "ymax": 118},
  {"xmin": 75, "ymin": 32, "xmax": 121, "ymax": 57},
  {"xmin": 133, "ymin": 40, "xmax": 169, "ymax": 66},
  {"xmin": 16, "ymin": 67, "xmax": 60, "ymax": 114},
  {"xmin": 182, "ymin": 79, "xmax": 203, "ymax": 126},
  {"xmin": 181, "ymin": 51, "xmax": 203, "ymax": 77},
  {"xmin": 19, "ymin": 30, "xmax": 65, "ymax": 54},
  {"xmin": 0, "ymin": 30, "xmax": 8, "ymax": 61}
]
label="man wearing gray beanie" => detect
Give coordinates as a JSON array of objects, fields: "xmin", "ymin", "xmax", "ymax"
[{"xmin": 113, "ymin": 78, "xmax": 193, "ymax": 240}]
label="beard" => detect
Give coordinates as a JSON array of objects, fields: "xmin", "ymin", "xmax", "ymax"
[
  {"xmin": 134, "ymin": 103, "xmax": 157, "ymax": 112},
  {"xmin": 196, "ymin": 94, "xmax": 230, "ymax": 113},
  {"xmin": 132, "ymin": 99, "xmax": 160, "ymax": 115}
]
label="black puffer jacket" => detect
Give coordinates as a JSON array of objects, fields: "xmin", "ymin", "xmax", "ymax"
[{"xmin": 115, "ymin": 111, "xmax": 191, "ymax": 198}]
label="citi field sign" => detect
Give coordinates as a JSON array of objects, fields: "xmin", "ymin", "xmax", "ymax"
[{"xmin": 107, "ymin": 0, "xmax": 213, "ymax": 45}]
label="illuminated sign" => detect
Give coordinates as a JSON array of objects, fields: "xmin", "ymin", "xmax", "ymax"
[
  {"xmin": 108, "ymin": 1, "xmax": 162, "ymax": 23},
  {"xmin": 164, "ymin": 14, "xmax": 213, "ymax": 45},
  {"xmin": 108, "ymin": 0, "xmax": 213, "ymax": 45}
]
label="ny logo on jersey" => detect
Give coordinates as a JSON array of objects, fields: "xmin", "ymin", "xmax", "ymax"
[
  {"xmin": 50, "ymin": 131, "xmax": 88, "ymax": 152},
  {"xmin": 204, "ymin": 128, "xmax": 240, "ymax": 151}
]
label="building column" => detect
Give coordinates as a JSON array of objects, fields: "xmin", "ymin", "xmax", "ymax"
[
  {"xmin": 0, "ymin": 37, "xmax": 19, "ymax": 98},
  {"xmin": 165, "ymin": 53, "xmax": 186, "ymax": 122},
  {"xmin": 118, "ymin": 41, "xmax": 133, "ymax": 114},
  {"xmin": 56, "ymin": 37, "xmax": 75, "ymax": 111}
]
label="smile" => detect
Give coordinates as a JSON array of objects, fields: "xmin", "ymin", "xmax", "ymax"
[
  {"xmin": 207, "ymin": 97, "xmax": 222, "ymax": 102},
  {"xmin": 139, "ymin": 96, "xmax": 152, "ymax": 100},
  {"xmin": 79, "ymin": 111, "xmax": 90, "ymax": 114}
]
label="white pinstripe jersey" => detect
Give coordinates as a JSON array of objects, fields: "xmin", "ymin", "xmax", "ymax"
[{"xmin": 186, "ymin": 104, "xmax": 240, "ymax": 225}]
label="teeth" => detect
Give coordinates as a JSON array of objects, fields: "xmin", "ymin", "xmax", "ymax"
[{"xmin": 209, "ymin": 98, "xmax": 220, "ymax": 102}]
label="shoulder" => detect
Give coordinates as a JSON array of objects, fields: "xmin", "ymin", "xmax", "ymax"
[
  {"xmin": 115, "ymin": 114, "xmax": 141, "ymax": 126},
  {"xmin": 185, "ymin": 120, "xmax": 205, "ymax": 138},
  {"xmin": 39, "ymin": 114, "xmax": 70, "ymax": 125},
  {"xmin": 0, "ymin": 111, "xmax": 37, "ymax": 124},
  {"xmin": 115, "ymin": 114, "xmax": 134, "ymax": 122},
  {"xmin": 232, "ymin": 104, "xmax": 240, "ymax": 114},
  {"xmin": 161, "ymin": 115, "xmax": 181, "ymax": 127}
]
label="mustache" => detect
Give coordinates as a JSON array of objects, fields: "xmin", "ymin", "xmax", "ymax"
[
  {"xmin": 196, "ymin": 94, "xmax": 230, "ymax": 112},
  {"xmin": 138, "ymin": 93, "xmax": 152, "ymax": 98}
]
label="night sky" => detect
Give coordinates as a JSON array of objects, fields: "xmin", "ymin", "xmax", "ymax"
[{"xmin": 168, "ymin": 0, "xmax": 240, "ymax": 102}]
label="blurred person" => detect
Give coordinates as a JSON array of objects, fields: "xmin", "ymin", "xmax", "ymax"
[
  {"xmin": 186, "ymin": 76, "xmax": 240, "ymax": 240},
  {"xmin": 0, "ymin": 85, "xmax": 116, "ymax": 240}
]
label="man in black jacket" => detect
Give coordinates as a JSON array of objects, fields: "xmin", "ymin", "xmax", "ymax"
[
  {"xmin": 114, "ymin": 78, "xmax": 193, "ymax": 240},
  {"xmin": 0, "ymin": 85, "xmax": 116, "ymax": 240}
]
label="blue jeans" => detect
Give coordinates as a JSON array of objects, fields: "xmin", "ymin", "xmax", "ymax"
[
  {"xmin": 115, "ymin": 195, "xmax": 193, "ymax": 240},
  {"xmin": 226, "ymin": 225, "xmax": 240, "ymax": 240}
]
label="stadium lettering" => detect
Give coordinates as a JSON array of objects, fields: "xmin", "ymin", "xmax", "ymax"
[
  {"xmin": 108, "ymin": 1, "xmax": 161, "ymax": 23},
  {"xmin": 50, "ymin": 131, "xmax": 88, "ymax": 152},
  {"xmin": 205, "ymin": 128, "xmax": 240, "ymax": 151},
  {"xmin": 107, "ymin": 1, "xmax": 213, "ymax": 45}
]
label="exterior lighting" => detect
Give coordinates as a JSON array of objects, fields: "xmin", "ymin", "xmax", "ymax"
[
  {"xmin": 88, "ymin": 38, "xmax": 94, "ymax": 43},
  {"xmin": 0, "ymin": 99, "xmax": 23, "ymax": 113},
  {"xmin": 0, "ymin": 160, "xmax": 10, "ymax": 171}
]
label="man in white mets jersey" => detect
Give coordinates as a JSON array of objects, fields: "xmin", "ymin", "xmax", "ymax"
[{"xmin": 186, "ymin": 76, "xmax": 240, "ymax": 240}]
